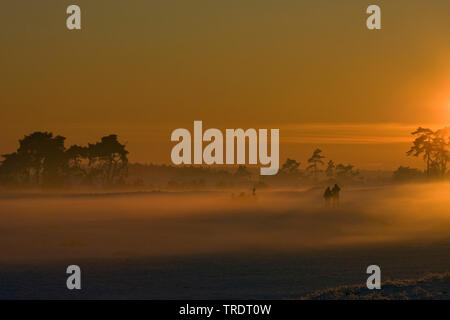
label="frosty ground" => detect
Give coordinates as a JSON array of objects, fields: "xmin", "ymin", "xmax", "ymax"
[{"xmin": 1, "ymin": 183, "xmax": 449, "ymax": 299}]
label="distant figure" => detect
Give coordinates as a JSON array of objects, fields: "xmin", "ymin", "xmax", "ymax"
[
  {"xmin": 252, "ymin": 187, "xmax": 256, "ymax": 196},
  {"xmin": 323, "ymin": 186, "xmax": 332, "ymax": 206},
  {"xmin": 331, "ymin": 184, "xmax": 341, "ymax": 207}
]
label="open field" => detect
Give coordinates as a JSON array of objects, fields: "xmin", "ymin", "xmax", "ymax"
[{"xmin": 1, "ymin": 182, "xmax": 449, "ymax": 298}]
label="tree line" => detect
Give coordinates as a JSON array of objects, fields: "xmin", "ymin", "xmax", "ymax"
[
  {"xmin": 279, "ymin": 126, "xmax": 450, "ymax": 181},
  {"xmin": 0, "ymin": 132, "xmax": 128, "ymax": 188},
  {"xmin": 279, "ymin": 149, "xmax": 360, "ymax": 181},
  {"xmin": 0, "ymin": 126, "xmax": 448, "ymax": 189}
]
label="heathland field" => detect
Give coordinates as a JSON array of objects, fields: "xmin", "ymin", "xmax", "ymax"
[{"xmin": 1, "ymin": 182, "xmax": 450, "ymax": 299}]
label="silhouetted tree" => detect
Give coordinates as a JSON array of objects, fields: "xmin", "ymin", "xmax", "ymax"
[
  {"xmin": 407, "ymin": 127, "xmax": 436, "ymax": 177},
  {"xmin": 66, "ymin": 144, "xmax": 94, "ymax": 184},
  {"xmin": 325, "ymin": 160, "xmax": 336, "ymax": 178},
  {"xmin": 336, "ymin": 163, "xmax": 359, "ymax": 178},
  {"xmin": 85, "ymin": 135, "xmax": 129, "ymax": 186},
  {"xmin": 0, "ymin": 152, "xmax": 28, "ymax": 186},
  {"xmin": 432, "ymin": 127, "xmax": 450, "ymax": 177},
  {"xmin": 0, "ymin": 132, "xmax": 67, "ymax": 187},
  {"xmin": 306, "ymin": 149, "xmax": 325, "ymax": 179},
  {"xmin": 280, "ymin": 158, "xmax": 300, "ymax": 175},
  {"xmin": 407, "ymin": 127, "xmax": 449, "ymax": 177}
]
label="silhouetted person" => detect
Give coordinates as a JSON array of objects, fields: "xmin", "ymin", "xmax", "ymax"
[
  {"xmin": 323, "ymin": 186, "xmax": 332, "ymax": 206},
  {"xmin": 331, "ymin": 184, "xmax": 341, "ymax": 207},
  {"xmin": 252, "ymin": 187, "xmax": 256, "ymax": 196}
]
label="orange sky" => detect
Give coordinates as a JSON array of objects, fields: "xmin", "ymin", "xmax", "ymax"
[{"xmin": 1, "ymin": 1, "xmax": 449, "ymax": 169}]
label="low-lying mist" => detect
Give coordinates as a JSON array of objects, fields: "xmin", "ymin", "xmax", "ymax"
[{"xmin": 1, "ymin": 182, "xmax": 449, "ymax": 263}]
